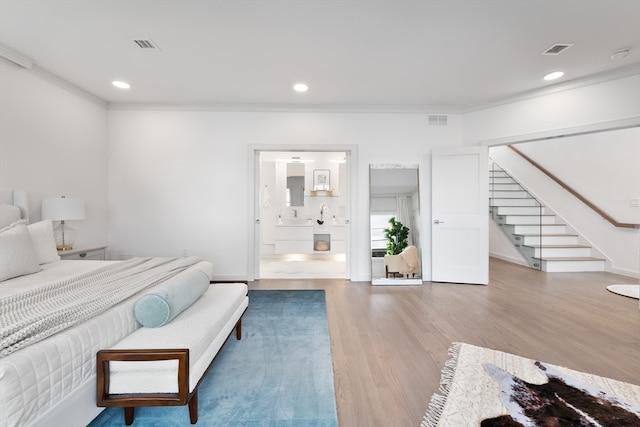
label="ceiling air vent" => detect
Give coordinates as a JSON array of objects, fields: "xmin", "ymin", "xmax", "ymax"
[
  {"xmin": 428, "ymin": 115, "xmax": 448, "ymax": 126},
  {"xmin": 541, "ymin": 43, "xmax": 574, "ymax": 56},
  {"xmin": 131, "ymin": 39, "xmax": 160, "ymax": 50}
]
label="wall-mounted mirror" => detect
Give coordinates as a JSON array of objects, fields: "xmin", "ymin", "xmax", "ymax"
[
  {"xmin": 286, "ymin": 162, "xmax": 305, "ymax": 207},
  {"xmin": 370, "ymin": 164, "xmax": 422, "ymax": 285}
]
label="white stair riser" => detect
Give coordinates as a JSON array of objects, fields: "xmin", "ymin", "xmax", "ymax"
[
  {"xmin": 541, "ymin": 260, "xmax": 605, "ymax": 272},
  {"xmin": 491, "ymin": 198, "xmax": 540, "ymax": 206},
  {"xmin": 498, "ymin": 215, "xmax": 557, "ymax": 224},
  {"xmin": 525, "ymin": 247, "xmax": 593, "ymax": 258},
  {"xmin": 490, "ymin": 177, "xmax": 516, "ymax": 184},
  {"xmin": 490, "ymin": 165, "xmax": 605, "ymax": 273},
  {"xmin": 490, "ymin": 171, "xmax": 510, "ymax": 178},
  {"xmin": 491, "ymin": 190, "xmax": 531, "ymax": 198},
  {"xmin": 494, "ymin": 206, "xmax": 548, "ymax": 215},
  {"xmin": 516, "ymin": 235, "xmax": 579, "ymax": 245},
  {"xmin": 489, "ymin": 182, "xmax": 522, "ymax": 191},
  {"xmin": 511, "ymin": 224, "xmax": 566, "ymax": 234}
]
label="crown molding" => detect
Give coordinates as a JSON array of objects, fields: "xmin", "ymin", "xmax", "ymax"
[
  {"xmin": 4, "ymin": 39, "xmax": 637, "ymax": 116},
  {"xmin": 107, "ymin": 102, "xmax": 461, "ymax": 114},
  {"xmin": 107, "ymin": 65, "xmax": 640, "ymax": 114},
  {"xmin": 480, "ymin": 116, "xmax": 640, "ymax": 147},
  {"xmin": 0, "ymin": 43, "xmax": 34, "ymax": 69},
  {"xmin": 461, "ymin": 63, "xmax": 640, "ymax": 113},
  {"xmin": 29, "ymin": 65, "xmax": 107, "ymax": 108}
]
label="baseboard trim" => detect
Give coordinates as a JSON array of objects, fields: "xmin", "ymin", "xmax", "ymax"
[{"xmin": 489, "ymin": 253, "xmax": 529, "ymax": 267}]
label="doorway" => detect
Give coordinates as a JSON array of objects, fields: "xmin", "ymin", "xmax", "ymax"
[{"xmin": 249, "ymin": 147, "xmax": 355, "ymax": 280}]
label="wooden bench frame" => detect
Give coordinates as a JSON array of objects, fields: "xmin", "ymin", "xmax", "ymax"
[{"xmin": 96, "ymin": 312, "xmax": 245, "ymax": 425}]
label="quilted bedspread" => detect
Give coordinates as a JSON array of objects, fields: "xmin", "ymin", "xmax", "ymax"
[{"xmin": 0, "ymin": 256, "xmax": 202, "ymax": 357}]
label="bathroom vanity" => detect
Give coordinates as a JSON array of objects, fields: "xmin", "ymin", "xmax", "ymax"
[{"xmin": 275, "ymin": 224, "xmax": 345, "ymax": 254}]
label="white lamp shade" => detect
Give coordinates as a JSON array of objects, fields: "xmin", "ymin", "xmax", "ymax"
[{"xmin": 42, "ymin": 197, "xmax": 85, "ymax": 221}]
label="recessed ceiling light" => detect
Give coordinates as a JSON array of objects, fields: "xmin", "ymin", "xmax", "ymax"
[
  {"xmin": 543, "ymin": 71, "xmax": 564, "ymax": 81},
  {"xmin": 112, "ymin": 80, "xmax": 131, "ymax": 89},
  {"xmin": 293, "ymin": 83, "xmax": 308, "ymax": 93}
]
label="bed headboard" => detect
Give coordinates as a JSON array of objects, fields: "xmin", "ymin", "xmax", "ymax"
[{"xmin": 0, "ymin": 188, "xmax": 29, "ymax": 227}]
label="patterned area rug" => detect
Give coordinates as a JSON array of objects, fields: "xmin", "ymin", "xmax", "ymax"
[
  {"xmin": 90, "ymin": 290, "xmax": 338, "ymax": 427},
  {"xmin": 422, "ymin": 343, "xmax": 640, "ymax": 426},
  {"xmin": 607, "ymin": 284, "xmax": 640, "ymax": 299}
]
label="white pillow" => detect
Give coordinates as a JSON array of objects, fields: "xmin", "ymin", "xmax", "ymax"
[
  {"xmin": 0, "ymin": 204, "xmax": 21, "ymax": 229},
  {"xmin": 0, "ymin": 221, "xmax": 41, "ymax": 281},
  {"xmin": 27, "ymin": 220, "xmax": 61, "ymax": 264}
]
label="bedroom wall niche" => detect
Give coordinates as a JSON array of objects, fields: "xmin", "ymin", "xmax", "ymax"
[{"xmin": 369, "ymin": 164, "xmax": 422, "ymax": 285}]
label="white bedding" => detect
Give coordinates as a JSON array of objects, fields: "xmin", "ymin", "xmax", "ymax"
[{"xmin": 0, "ymin": 259, "xmax": 214, "ymax": 427}]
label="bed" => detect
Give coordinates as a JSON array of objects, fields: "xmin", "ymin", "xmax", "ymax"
[{"xmin": 0, "ymin": 190, "xmax": 231, "ymax": 427}]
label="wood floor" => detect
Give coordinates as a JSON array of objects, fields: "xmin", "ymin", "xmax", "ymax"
[{"xmin": 249, "ymin": 258, "xmax": 640, "ymax": 427}]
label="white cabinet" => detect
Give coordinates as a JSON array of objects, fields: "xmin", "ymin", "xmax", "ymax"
[
  {"xmin": 330, "ymin": 225, "xmax": 346, "ymax": 254},
  {"xmin": 58, "ymin": 245, "xmax": 107, "ymax": 260},
  {"xmin": 274, "ymin": 225, "xmax": 345, "ymax": 254},
  {"xmin": 275, "ymin": 226, "xmax": 313, "ymax": 254}
]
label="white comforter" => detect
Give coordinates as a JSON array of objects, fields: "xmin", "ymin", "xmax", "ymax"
[
  {"xmin": 1, "ymin": 257, "xmax": 203, "ymax": 357},
  {"xmin": 0, "ymin": 259, "xmax": 214, "ymax": 427}
]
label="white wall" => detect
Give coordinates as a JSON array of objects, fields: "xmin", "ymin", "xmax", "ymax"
[
  {"xmin": 107, "ymin": 110, "xmax": 464, "ymax": 280},
  {"xmin": 516, "ymin": 127, "xmax": 640, "ymax": 224},
  {"xmin": 464, "ymin": 74, "xmax": 640, "ymax": 143},
  {"xmin": 465, "ymin": 73, "xmax": 640, "ymax": 277},
  {"xmin": 0, "ymin": 59, "xmax": 108, "ymax": 246},
  {"xmin": 490, "ymin": 145, "xmax": 639, "ymax": 277},
  {"xmin": 5, "ymin": 53, "xmax": 637, "ymax": 280}
]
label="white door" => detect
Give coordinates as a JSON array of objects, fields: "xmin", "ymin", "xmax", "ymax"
[{"xmin": 431, "ymin": 146, "xmax": 488, "ymax": 284}]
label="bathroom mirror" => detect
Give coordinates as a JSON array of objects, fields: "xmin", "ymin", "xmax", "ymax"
[
  {"xmin": 369, "ymin": 164, "xmax": 422, "ymax": 285},
  {"xmin": 286, "ymin": 162, "xmax": 305, "ymax": 207}
]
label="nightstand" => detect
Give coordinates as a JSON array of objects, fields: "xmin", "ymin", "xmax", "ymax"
[{"xmin": 58, "ymin": 245, "xmax": 107, "ymax": 260}]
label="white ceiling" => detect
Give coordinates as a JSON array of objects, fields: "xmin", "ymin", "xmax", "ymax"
[{"xmin": 1, "ymin": 0, "xmax": 639, "ymax": 110}]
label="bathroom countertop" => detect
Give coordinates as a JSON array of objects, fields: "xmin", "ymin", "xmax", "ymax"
[{"xmin": 276, "ymin": 222, "xmax": 346, "ymax": 227}]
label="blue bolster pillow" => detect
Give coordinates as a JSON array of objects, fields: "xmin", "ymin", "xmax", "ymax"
[{"xmin": 134, "ymin": 269, "xmax": 210, "ymax": 328}]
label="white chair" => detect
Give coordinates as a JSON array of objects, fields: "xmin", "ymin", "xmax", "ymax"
[{"xmin": 384, "ymin": 245, "xmax": 420, "ymax": 278}]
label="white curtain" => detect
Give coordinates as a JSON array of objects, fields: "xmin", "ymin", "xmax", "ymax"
[{"xmin": 396, "ymin": 196, "xmax": 413, "ymax": 246}]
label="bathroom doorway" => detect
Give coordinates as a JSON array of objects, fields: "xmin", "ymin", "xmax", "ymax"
[{"xmin": 250, "ymin": 148, "xmax": 354, "ymax": 280}]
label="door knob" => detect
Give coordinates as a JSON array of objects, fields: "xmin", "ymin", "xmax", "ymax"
[{"xmin": 433, "ymin": 219, "xmax": 445, "ymax": 224}]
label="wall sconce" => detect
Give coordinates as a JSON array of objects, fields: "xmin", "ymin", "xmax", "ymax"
[{"xmin": 42, "ymin": 196, "xmax": 85, "ymax": 250}]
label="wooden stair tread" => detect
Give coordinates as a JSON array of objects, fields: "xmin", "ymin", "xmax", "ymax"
[
  {"xmin": 513, "ymin": 233, "xmax": 577, "ymax": 237},
  {"xmin": 491, "ymin": 205, "xmax": 544, "ymax": 209},
  {"xmin": 533, "ymin": 256, "xmax": 605, "ymax": 261},
  {"xmin": 523, "ymin": 244, "xmax": 591, "ymax": 249},
  {"xmin": 497, "ymin": 213, "xmax": 554, "ymax": 216},
  {"xmin": 504, "ymin": 222, "xmax": 567, "ymax": 227}
]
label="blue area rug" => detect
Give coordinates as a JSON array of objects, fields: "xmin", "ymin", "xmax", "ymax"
[{"xmin": 89, "ymin": 290, "xmax": 338, "ymax": 427}]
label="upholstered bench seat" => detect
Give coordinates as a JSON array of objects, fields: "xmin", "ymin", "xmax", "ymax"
[{"xmin": 97, "ymin": 283, "xmax": 248, "ymax": 425}]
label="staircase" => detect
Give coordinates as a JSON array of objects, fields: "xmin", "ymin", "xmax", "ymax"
[{"xmin": 489, "ymin": 164, "xmax": 605, "ymax": 272}]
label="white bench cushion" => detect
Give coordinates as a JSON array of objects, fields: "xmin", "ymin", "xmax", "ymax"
[{"xmin": 108, "ymin": 283, "xmax": 248, "ymax": 394}]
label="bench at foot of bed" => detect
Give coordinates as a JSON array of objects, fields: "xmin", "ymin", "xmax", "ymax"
[{"xmin": 96, "ymin": 283, "xmax": 248, "ymax": 425}]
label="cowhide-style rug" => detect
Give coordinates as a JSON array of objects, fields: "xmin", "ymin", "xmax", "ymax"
[{"xmin": 422, "ymin": 343, "xmax": 640, "ymax": 427}]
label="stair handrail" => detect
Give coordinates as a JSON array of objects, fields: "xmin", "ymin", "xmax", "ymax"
[{"xmin": 509, "ymin": 145, "xmax": 639, "ymax": 229}]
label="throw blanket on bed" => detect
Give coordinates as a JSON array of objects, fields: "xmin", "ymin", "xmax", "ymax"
[{"xmin": 0, "ymin": 256, "xmax": 202, "ymax": 358}]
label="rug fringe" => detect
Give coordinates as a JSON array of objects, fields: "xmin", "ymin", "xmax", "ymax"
[{"xmin": 420, "ymin": 342, "xmax": 463, "ymax": 427}]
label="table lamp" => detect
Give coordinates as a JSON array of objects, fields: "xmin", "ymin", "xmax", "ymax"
[{"xmin": 42, "ymin": 196, "xmax": 85, "ymax": 250}]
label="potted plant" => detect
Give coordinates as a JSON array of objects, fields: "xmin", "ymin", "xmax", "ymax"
[{"xmin": 384, "ymin": 217, "xmax": 409, "ymax": 255}]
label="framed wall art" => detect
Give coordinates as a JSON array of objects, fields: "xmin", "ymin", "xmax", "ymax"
[{"xmin": 313, "ymin": 169, "xmax": 330, "ymax": 190}]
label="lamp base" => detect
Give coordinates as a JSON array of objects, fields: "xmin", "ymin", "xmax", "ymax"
[{"xmin": 53, "ymin": 221, "xmax": 77, "ymax": 251}]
